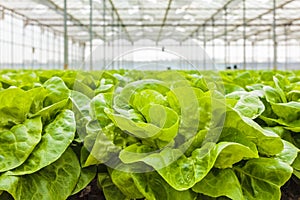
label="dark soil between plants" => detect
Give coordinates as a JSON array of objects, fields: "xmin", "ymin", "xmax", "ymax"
[
  {"xmin": 67, "ymin": 179, "xmax": 105, "ymax": 200},
  {"xmin": 281, "ymin": 175, "xmax": 300, "ymax": 200},
  {"xmin": 68, "ymin": 175, "xmax": 300, "ymax": 200}
]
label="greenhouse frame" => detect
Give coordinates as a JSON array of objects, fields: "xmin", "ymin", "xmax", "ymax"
[
  {"xmin": 1, "ymin": 1, "xmax": 300, "ymax": 200},
  {"xmin": 1, "ymin": 0, "xmax": 300, "ymax": 70}
]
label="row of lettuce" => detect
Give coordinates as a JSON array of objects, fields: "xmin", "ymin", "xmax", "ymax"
[{"xmin": 0, "ymin": 69, "xmax": 299, "ymax": 200}]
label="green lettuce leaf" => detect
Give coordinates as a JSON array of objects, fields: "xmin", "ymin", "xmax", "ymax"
[
  {"xmin": 71, "ymin": 166, "xmax": 97, "ymax": 195},
  {"xmin": 113, "ymin": 79, "xmax": 169, "ymax": 112},
  {"xmin": 233, "ymin": 94, "xmax": 265, "ymax": 119},
  {"xmin": 273, "ymin": 76, "xmax": 287, "ymax": 103},
  {"xmin": 97, "ymin": 173, "xmax": 127, "ymax": 200},
  {"xmin": 224, "ymin": 109, "xmax": 283, "ymax": 155},
  {"xmin": 8, "ymin": 110, "xmax": 76, "ymax": 175},
  {"xmin": 90, "ymin": 93, "xmax": 113, "ymax": 127},
  {"xmin": 0, "ymin": 88, "xmax": 34, "ymax": 126},
  {"xmin": 0, "ymin": 148, "xmax": 81, "ymax": 200},
  {"xmin": 131, "ymin": 89, "xmax": 168, "ymax": 112},
  {"xmin": 110, "ymin": 168, "xmax": 144, "ymax": 199},
  {"xmin": 193, "ymin": 168, "xmax": 244, "ymax": 200},
  {"xmin": 132, "ymin": 171, "xmax": 197, "ymax": 200},
  {"xmin": 214, "ymin": 142, "xmax": 258, "ymax": 169},
  {"xmin": 70, "ymin": 90, "xmax": 92, "ymax": 141},
  {"xmin": 235, "ymin": 158, "xmax": 293, "ymax": 200},
  {"xmin": 271, "ymin": 102, "xmax": 300, "ymax": 122},
  {"xmin": 120, "ymin": 141, "xmax": 258, "ymax": 190},
  {"xmin": 82, "ymin": 122, "xmax": 120, "ymax": 167},
  {"xmin": 0, "ymin": 117, "xmax": 42, "ymax": 172},
  {"xmin": 29, "ymin": 99, "xmax": 69, "ymax": 124},
  {"xmin": 263, "ymin": 86, "xmax": 282, "ymax": 104},
  {"xmin": 105, "ymin": 104, "xmax": 179, "ymax": 148},
  {"xmin": 274, "ymin": 140, "xmax": 299, "ymax": 165},
  {"xmin": 43, "ymin": 77, "xmax": 70, "ymax": 106}
]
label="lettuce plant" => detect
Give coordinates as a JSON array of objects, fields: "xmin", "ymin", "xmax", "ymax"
[{"xmin": 0, "ymin": 70, "xmax": 298, "ymax": 200}]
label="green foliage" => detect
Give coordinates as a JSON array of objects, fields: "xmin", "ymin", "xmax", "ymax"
[
  {"xmin": 0, "ymin": 148, "xmax": 80, "ymax": 200},
  {"xmin": 0, "ymin": 117, "xmax": 42, "ymax": 172},
  {"xmin": 0, "ymin": 69, "xmax": 299, "ymax": 200}
]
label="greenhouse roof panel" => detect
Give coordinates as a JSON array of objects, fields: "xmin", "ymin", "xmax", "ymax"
[{"xmin": 0, "ymin": 0, "xmax": 300, "ymax": 43}]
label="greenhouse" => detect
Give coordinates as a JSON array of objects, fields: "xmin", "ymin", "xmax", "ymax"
[
  {"xmin": 1, "ymin": 0, "xmax": 300, "ymax": 70},
  {"xmin": 0, "ymin": 0, "xmax": 300, "ymax": 200}
]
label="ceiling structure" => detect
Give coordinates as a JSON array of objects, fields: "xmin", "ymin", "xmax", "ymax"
[{"xmin": 1, "ymin": 0, "xmax": 300, "ymax": 44}]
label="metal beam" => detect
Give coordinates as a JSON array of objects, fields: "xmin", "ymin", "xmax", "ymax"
[
  {"xmin": 207, "ymin": 0, "xmax": 296, "ymax": 42},
  {"xmin": 36, "ymin": 23, "xmax": 300, "ymax": 27},
  {"xmin": 277, "ymin": 35, "xmax": 300, "ymax": 42},
  {"xmin": 0, "ymin": 5, "xmax": 65, "ymax": 36},
  {"xmin": 182, "ymin": 0, "xmax": 240, "ymax": 42},
  {"xmin": 277, "ymin": 29, "xmax": 300, "ymax": 42},
  {"xmin": 230, "ymin": 28, "xmax": 271, "ymax": 42},
  {"xmin": 39, "ymin": 0, "xmax": 104, "ymax": 40},
  {"xmin": 228, "ymin": 16, "xmax": 300, "ymax": 42},
  {"xmin": 19, "ymin": 16, "xmax": 300, "ymax": 22},
  {"xmin": 108, "ymin": 0, "xmax": 133, "ymax": 44},
  {"xmin": 16, "ymin": 7, "xmax": 300, "ymax": 11},
  {"xmin": 156, "ymin": 0, "xmax": 173, "ymax": 43},
  {"xmin": 19, "ymin": 17, "xmax": 201, "ymax": 21},
  {"xmin": 206, "ymin": 30, "xmax": 300, "ymax": 43}
]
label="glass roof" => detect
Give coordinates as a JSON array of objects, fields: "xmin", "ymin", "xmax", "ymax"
[{"xmin": 1, "ymin": 0, "xmax": 300, "ymax": 43}]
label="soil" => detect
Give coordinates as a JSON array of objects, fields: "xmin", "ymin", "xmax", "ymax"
[
  {"xmin": 281, "ymin": 175, "xmax": 300, "ymax": 200},
  {"xmin": 67, "ymin": 179, "xmax": 105, "ymax": 200},
  {"xmin": 69, "ymin": 175, "xmax": 300, "ymax": 200}
]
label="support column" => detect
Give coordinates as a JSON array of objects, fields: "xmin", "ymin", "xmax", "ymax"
[
  {"xmin": 118, "ymin": 20, "xmax": 121, "ymax": 70},
  {"xmin": 40, "ymin": 28, "xmax": 43, "ymax": 69},
  {"xmin": 58, "ymin": 35, "xmax": 62, "ymax": 68},
  {"xmin": 212, "ymin": 19, "xmax": 215, "ymax": 65},
  {"xmin": 11, "ymin": 12, "xmax": 14, "ymax": 69},
  {"xmin": 47, "ymin": 28, "xmax": 49, "ymax": 69},
  {"xmin": 252, "ymin": 41, "xmax": 255, "ymax": 70},
  {"xmin": 22, "ymin": 19, "xmax": 25, "ymax": 69},
  {"xmin": 273, "ymin": 0, "xmax": 278, "ymax": 70},
  {"xmin": 89, "ymin": 0, "xmax": 93, "ymax": 70},
  {"xmin": 203, "ymin": 26, "xmax": 206, "ymax": 70},
  {"xmin": 111, "ymin": 7, "xmax": 114, "ymax": 69},
  {"xmin": 69, "ymin": 40, "xmax": 72, "ymax": 69},
  {"xmin": 0, "ymin": 7, "xmax": 2, "ymax": 68},
  {"xmin": 224, "ymin": 7, "xmax": 228, "ymax": 68},
  {"xmin": 103, "ymin": 0, "xmax": 106, "ymax": 69},
  {"xmin": 32, "ymin": 25, "xmax": 35, "ymax": 69},
  {"xmin": 268, "ymin": 30, "xmax": 271, "ymax": 70},
  {"xmin": 284, "ymin": 25, "xmax": 288, "ymax": 70},
  {"xmin": 228, "ymin": 41, "xmax": 230, "ymax": 68},
  {"xmin": 243, "ymin": 0, "xmax": 246, "ymax": 70},
  {"xmin": 64, "ymin": 0, "xmax": 68, "ymax": 70},
  {"xmin": 53, "ymin": 33, "xmax": 56, "ymax": 69},
  {"xmin": 82, "ymin": 43, "xmax": 86, "ymax": 65},
  {"xmin": 56, "ymin": 34, "xmax": 58, "ymax": 68}
]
